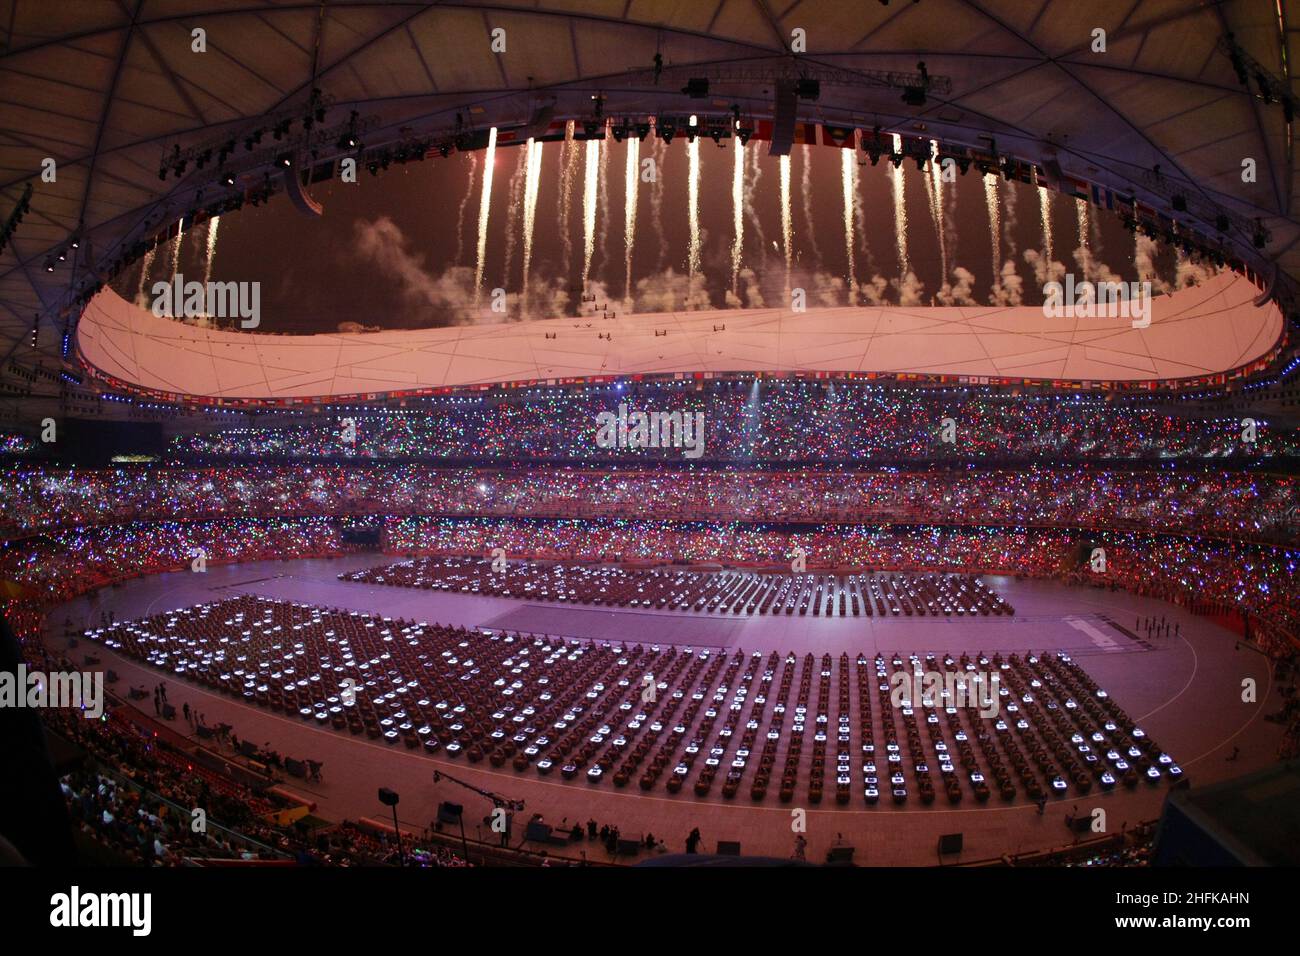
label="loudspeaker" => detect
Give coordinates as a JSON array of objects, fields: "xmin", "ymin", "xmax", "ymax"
[
  {"xmin": 436, "ymin": 801, "xmax": 463, "ymax": 824},
  {"xmin": 768, "ymin": 81, "xmax": 797, "ymax": 156},
  {"xmin": 616, "ymin": 838, "xmax": 642, "ymax": 855},
  {"xmin": 938, "ymin": 833, "xmax": 964, "ymax": 855},
  {"xmin": 826, "ymin": 845, "xmax": 855, "ymax": 864},
  {"xmin": 716, "ymin": 840, "xmax": 741, "ymax": 856}
]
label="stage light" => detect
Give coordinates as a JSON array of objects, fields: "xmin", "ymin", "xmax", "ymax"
[
  {"xmin": 221, "ymin": 171, "xmax": 236, "ymax": 187},
  {"xmin": 1172, "ymin": 194, "xmax": 1187, "ymax": 212},
  {"xmin": 276, "ymin": 152, "xmax": 293, "ymax": 168},
  {"xmin": 1257, "ymin": 73, "xmax": 1273, "ymax": 104},
  {"xmin": 1215, "ymin": 214, "xmax": 1230, "ymax": 232},
  {"xmin": 635, "ymin": 123, "xmax": 651, "ymax": 141},
  {"xmin": 337, "ymin": 110, "xmax": 361, "ymax": 151}
]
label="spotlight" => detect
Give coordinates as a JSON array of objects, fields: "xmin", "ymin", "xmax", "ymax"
[
  {"xmin": 221, "ymin": 171, "xmax": 237, "ymax": 187},
  {"xmin": 1257, "ymin": 73, "xmax": 1274, "ymax": 104},
  {"xmin": 337, "ymin": 110, "xmax": 361, "ymax": 150},
  {"xmin": 682, "ymin": 78, "xmax": 709, "ymax": 98},
  {"xmin": 612, "ymin": 123, "xmax": 626, "ymax": 143},
  {"xmin": 44, "ymin": 259, "xmax": 55, "ymax": 272},
  {"xmin": 635, "ymin": 122, "xmax": 651, "ymax": 141},
  {"xmin": 736, "ymin": 126, "xmax": 752, "ymax": 146},
  {"xmin": 367, "ymin": 160, "xmax": 380, "ymax": 176},
  {"xmin": 275, "ymin": 152, "xmax": 293, "ymax": 168},
  {"xmin": 439, "ymin": 145, "xmax": 450, "ymax": 158}
]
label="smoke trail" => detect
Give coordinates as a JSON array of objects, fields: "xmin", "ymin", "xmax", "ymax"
[
  {"xmin": 926, "ymin": 141, "xmax": 947, "ymax": 283},
  {"xmin": 1038, "ymin": 185, "xmax": 1053, "ymax": 266},
  {"xmin": 581, "ymin": 137, "xmax": 600, "ymax": 292},
  {"xmin": 688, "ymin": 133, "xmax": 702, "ymax": 283},
  {"xmin": 1076, "ymin": 197, "xmax": 1090, "ymax": 252},
  {"xmin": 744, "ymin": 145, "xmax": 768, "ymax": 261},
  {"xmin": 731, "ymin": 140, "xmax": 744, "ymax": 296},
  {"xmin": 557, "ymin": 123, "xmax": 577, "ymax": 283},
  {"xmin": 501, "ymin": 144, "xmax": 528, "ymax": 287},
  {"xmin": 624, "ymin": 137, "xmax": 640, "ymax": 302},
  {"xmin": 890, "ymin": 134, "xmax": 909, "ymax": 278},
  {"xmin": 780, "ymin": 153, "xmax": 792, "ymax": 294},
  {"xmin": 521, "ymin": 139, "xmax": 544, "ymax": 310},
  {"xmin": 1002, "ymin": 178, "xmax": 1019, "ymax": 261},
  {"xmin": 984, "ymin": 175, "xmax": 1001, "ymax": 303},
  {"xmin": 800, "ymin": 144, "xmax": 822, "ymax": 266},
  {"xmin": 841, "ymin": 148, "xmax": 857, "ymax": 302},
  {"xmin": 455, "ymin": 152, "xmax": 478, "ymax": 266},
  {"xmin": 473, "ymin": 126, "xmax": 498, "ymax": 297},
  {"xmin": 203, "ymin": 215, "xmax": 220, "ymax": 287},
  {"xmin": 596, "ymin": 122, "xmax": 611, "ymax": 281},
  {"xmin": 1134, "ymin": 233, "xmax": 1171, "ymax": 293},
  {"xmin": 137, "ymin": 245, "xmax": 156, "ymax": 306},
  {"xmin": 852, "ymin": 146, "xmax": 874, "ymax": 273},
  {"xmin": 650, "ymin": 136, "xmax": 667, "ymax": 271},
  {"xmin": 171, "ymin": 221, "xmax": 184, "ymax": 276}
]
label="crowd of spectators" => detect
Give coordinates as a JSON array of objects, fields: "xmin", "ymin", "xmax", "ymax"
[
  {"xmin": 2, "ymin": 464, "xmax": 1294, "ymax": 543},
  {"xmin": 0, "ymin": 429, "xmax": 35, "ymax": 455},
  {"xmin": 30, "ymin": 650, "xmax": 472, "ymax": 867},
  {"xmin": 165, "ymin": 384, "xmax": 1300, "ymax": 463},
  {"xmin": 1, "ymin": 510, "xmax": 1290, "ymax": 643}
]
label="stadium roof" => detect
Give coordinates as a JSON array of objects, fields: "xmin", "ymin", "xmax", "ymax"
[
  {"xmin": 79, "ymin": 271, "xmax": 1280, "ymax": 400},
  {"xmin": 3, "ymin": 0, "xmax": 1300, "ymax": 399}
]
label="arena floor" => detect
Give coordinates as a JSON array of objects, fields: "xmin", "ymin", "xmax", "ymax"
[{"xmin": 45, "ymin": 554, "xmax": 1286, "ymax": 865}]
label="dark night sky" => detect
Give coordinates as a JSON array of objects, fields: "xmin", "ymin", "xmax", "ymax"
[{"xmin": 121, "ymin": 136, "xmax": 1175, "ymax": 334}]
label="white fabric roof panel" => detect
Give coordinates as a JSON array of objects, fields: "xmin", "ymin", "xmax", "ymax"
[{"xmin": 77, "ymin": 270, "xmax": 1282, "ymax": 400}]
